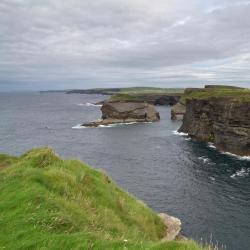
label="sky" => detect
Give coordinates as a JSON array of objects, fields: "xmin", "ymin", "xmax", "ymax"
[{"xmin": 0, "ymin": 0, "xmax": 250, "ymax": 91}]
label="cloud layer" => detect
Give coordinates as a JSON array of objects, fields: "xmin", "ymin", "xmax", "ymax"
[{"xmin": 0, "ymin": 0, "xmax": 250, "ymax": 90}]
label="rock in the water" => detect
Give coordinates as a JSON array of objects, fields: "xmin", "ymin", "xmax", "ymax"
[
  {"xmin": 171, "ymin": 103, "xmax": 186, "ymax": 120},
  {"xmin": 82, "ymin": 101, "xmax": 160, "ymax": 127},
  {"xmin": 158, "ymin": 213, "xmax": 182, "ymax": 241}
]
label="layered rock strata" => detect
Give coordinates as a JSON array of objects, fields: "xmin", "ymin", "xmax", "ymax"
[
  {"xmin": 179, "ymin": 97, "xmax": 250, "ymax": 156},
  {"xmin": 83, "ymin": 101, "xmax": 160, "ymax": 127}
]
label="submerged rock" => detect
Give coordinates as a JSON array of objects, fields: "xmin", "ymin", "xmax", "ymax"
[{"xmin": 82, "ymin": 101, "xmax": 160, "ymax": 127}]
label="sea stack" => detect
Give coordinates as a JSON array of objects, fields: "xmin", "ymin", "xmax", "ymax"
[{"xmin": 83, "ymin": 101, "xmax": 160, "ymax": 127}]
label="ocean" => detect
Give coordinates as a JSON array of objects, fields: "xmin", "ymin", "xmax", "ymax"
[{"xmin": 0, "ymin": 92, "xmax": 249, "ymax": 250}]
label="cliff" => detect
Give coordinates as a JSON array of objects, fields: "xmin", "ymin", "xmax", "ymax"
[
  {"xmin": 83, "ymin": 101, "xmax": 160, "ymax": 127},
  {"xmin": 0, "ymin": 148, "xmax": 205, "ymax": 250},
  {"xmin": 171, "ymin": 85, "xmax": 247, "ymax": 121},
  {"xmin": 179, "ymin": 97, "xmax": 250, "ymax": 156}
]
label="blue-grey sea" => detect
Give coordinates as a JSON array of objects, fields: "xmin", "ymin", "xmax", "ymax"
[{"xmin": 0, "ymin": 92, "xmax": 249, "ymax": 250}]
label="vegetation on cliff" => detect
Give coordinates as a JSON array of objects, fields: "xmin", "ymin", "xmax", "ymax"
[
  {"xmin": 0, "ymin": 148, "xmax": 206, "ymax": 250},
  {"xmin": 180, "ymin": 86, "xmax": 250, "ymax": 104},
  {"xmin": 110, "ymin": 89, "xmax": 183, "ymax": 105},
  {"xmin": 66, "ymin": 87, "xmax": 184, "ymax": 96},
  {"xmin": 178, "ymin": 85, "xmax": 250, "ymax": 156}
]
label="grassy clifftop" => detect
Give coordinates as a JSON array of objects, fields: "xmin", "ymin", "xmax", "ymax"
[
  {"xmin": 180, "ymin": 86, "xmax": 250, "ymax": 104},
  {"xmin": 111, "ymin": 89, "xmax": 183, "ymax": 101},
  {"xmin": 0, "ymin": 148, "xmax": 205, "ymax": 250}
]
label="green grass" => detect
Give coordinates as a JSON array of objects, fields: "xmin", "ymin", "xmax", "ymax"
[
  {"xmin": 110, "ymin": 88, "xmax": 184, "ymax": 101},
  {"xmin": 119, "ymin": 87, "xmax": 184, "ymax": 94},
  {"xmin": 180, "ymin": 86, "xmax": 250, "ymax": 104},
  {"xmin": 0, "ymin": 148, "xmax": 206, "ymax": 250}
]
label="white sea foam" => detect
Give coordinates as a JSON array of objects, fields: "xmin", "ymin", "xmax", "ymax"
[
  {"xmin": 72, "ymin": 124, "xmax": 86, "ymax": 129},
  {"xmin": 73, "ymin": 121, "xmax": 151, "ymax": 129},
  {"xmin": 207, "ymin": 143, "xmax": 250, "ymax": 161},
  {"xmin": 230, "ymin": 168, "xmax": 249, "ymax": 178},
  {"xmin": 207, "ymin": 142, "xmax": 216, "ymax": 149},
  {"xmin": 222, "ymin": 151, "xmax": 250, "ymax": 161},
  {"xmin": 77, "ymin": 102, "xmax": 102, "ymax": 107},
  {"xmin": 97, "ymin": 122, "xmax": 145, "ymax": 128},
  {"xmin": 198, "ymin": 156, "xmax": 210, "ymax": 164},
  {"xmin": 172, "ymin": 130, "xmax": 188, "ymax": 136}
]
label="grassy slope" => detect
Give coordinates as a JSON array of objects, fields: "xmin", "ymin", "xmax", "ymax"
[
  {"xmin": 180, "ymin": 87, "xmax": 250, "ymax": 104},
  {"xmin": 0, "ymin": 148, "xmax": 205, "ymax": 250}
]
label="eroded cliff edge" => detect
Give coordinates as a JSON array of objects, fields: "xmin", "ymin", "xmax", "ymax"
[{"xmin": 179, "ymin": 97, "xmax": 250, "ymax": 156}]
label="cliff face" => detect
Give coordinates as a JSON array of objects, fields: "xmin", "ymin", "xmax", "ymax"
[
  {"xmin": 179, "ymin": 98, "xmax": 250, "ymax": 156},
  {"xmin": 101, "ymin": 101, "xmax": 160, "ymax": 121},
  {"xmin": 135, "ymin": 94, "xmax": 181, "ymax": 106},
  {"xmin": 83, "ymin": 101, "xmax": 160, "ymax": 127}
]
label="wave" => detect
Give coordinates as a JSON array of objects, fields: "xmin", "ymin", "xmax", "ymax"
[
  {"xmin": 222, "ymin": 151, "xmax": 250, "ymax": 161},
  {"xmin": 230, "ymin": 168, "xmax": 250, "ymax": 178},
  {"xmin": 208, "ymin": 142, "xmax": 216, "ymax": 149},
  {"xmin": 72, "ymin": 121, "xmax": 152, "ymax": 129},
  {"xmin": 77, "ymin": 103, "xmax": 102, "ymax": 107},
  {"xmin": 172, "ymin": 130, "xmax": 188, "ymax": 136},
  {"xmin": 98, "ymin": 121, "xmax": 153, "ymax": 128},
  {"xmin": 72, "ymin": 124, "xmax": 86, "ymax": 129},
  {"xmin": 207, "ymin": 143, "xmax": 250, "ymax": 161},
  {"xmin": 198, "ymin": 156, "xmax": 210, "ymax": 164}
]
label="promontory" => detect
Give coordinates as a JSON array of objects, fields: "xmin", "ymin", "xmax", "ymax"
[{"xmin": 178, "ymin": 86, "xmax": 250, "ymax": 156}]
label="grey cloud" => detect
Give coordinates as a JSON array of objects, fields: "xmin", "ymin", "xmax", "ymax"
[{"xmin": 0, "ymin": 0, "xmax": 250, "ymax": 90}]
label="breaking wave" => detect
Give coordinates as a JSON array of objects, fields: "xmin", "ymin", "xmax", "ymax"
[
  {"xmin": 198, "ymin": 156, "xmax": 210, "ymax": 164},
  {"xmin": 77, "ymin": 102, "xmax": 102, "ymax": 107},
  {"xmin": 172, "ymin": 130, "xmax": 188, "ymax": 136},
  {"xmin": 230, "ymin": 168, "xmax": 250, "ymax": 178},
  {"xmin": 207, "ymin": 143, "xmax": 250, "ymax": 161},
  {"xmin": 72, "ymin": 124, "xmax": 86, "ymax": 129}
]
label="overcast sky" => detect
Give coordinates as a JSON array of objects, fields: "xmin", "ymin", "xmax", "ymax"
[{"xmin": 0, "ymin": 0, "xmax": 250, "ymax": 91}]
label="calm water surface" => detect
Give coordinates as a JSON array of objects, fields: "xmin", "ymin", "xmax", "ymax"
[{"xmin": 0, "ymin": 92, "xmax": 249, "ymax": 250}]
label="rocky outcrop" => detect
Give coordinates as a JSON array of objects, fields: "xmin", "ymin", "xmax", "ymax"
[
  {"xmin": 171, "ymin": 103, "xmax": 186, "ymax": 120},
  {"xmin": 83, "ymin": 101, "xmax": 160, "ymax": 127},
  {"xmin": 158, "ymin": 213, "xmax": 183, "ymax": 241},
  {"xmin": 179, "ymin": 97, "xmax": 250, "ymax": 156}
]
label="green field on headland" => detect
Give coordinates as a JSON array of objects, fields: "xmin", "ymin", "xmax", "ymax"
[
  {"xmin": 65, "ymin": 87, "xmax": 184, "ymax": 96},
  {"xmin": 180, "ymin": 85, "xmax": 250, "ymax": 104},
  {"xmin": 0, "ymin": 148, "xmax": 207, "ymax": 250},
  {"xmin": 109, "ymin": 88, "xmax": 184, "ymax": 103}
]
